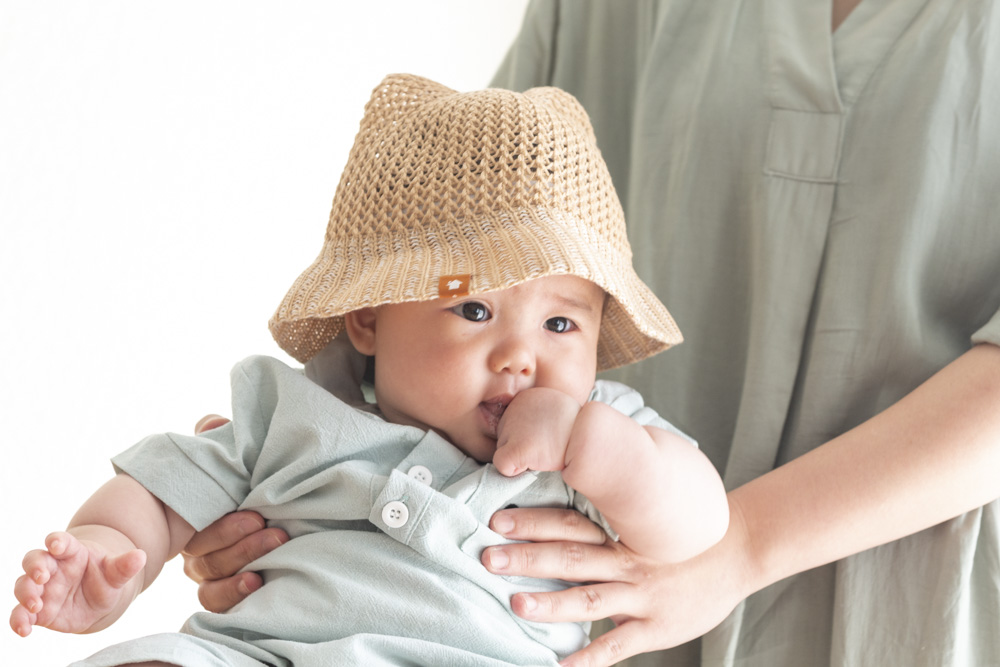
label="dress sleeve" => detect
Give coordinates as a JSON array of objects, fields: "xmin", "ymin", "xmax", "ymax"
[
  {"xmin": 489, "ymin": 0, "xmax": 559, "ymax": 90},
  {"xmin": 589, "ymin": 379, "xmax": 699, "ymax": 448}
]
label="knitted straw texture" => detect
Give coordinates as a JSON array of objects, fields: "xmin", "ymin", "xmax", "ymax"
[{"xmin": 269, "ymin": 74, "xmax": 682, "ymax": 370}]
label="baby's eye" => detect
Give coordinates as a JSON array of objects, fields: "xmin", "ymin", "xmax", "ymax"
[
  {"xmin": 452, "ymin": 301, "xmax": 491, "ymax": 322},
  {"xmin": 544, "ymin": 317, "xmax": 576, "ymax": 333}
]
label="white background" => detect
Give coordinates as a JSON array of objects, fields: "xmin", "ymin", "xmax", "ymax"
[{"xmin": 0, "ymin": 2, "xmax": 528, "ymax": 664}]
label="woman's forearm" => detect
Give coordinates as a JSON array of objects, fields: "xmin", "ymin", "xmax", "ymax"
[{"xmin": 732, "ymin": 342, "xmax": 1000, "ymax": 596}]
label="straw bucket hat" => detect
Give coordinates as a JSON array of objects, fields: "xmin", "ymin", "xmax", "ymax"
[{"xmin": 269, "ymin": 74, "xmax": 681, "ymax": 371}]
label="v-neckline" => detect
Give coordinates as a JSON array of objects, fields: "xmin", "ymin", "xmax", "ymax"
[
  {"xmin": 832, "ymin": 0, "xmax": 864, "ymax": 33},
  {"xmin": 832, "ymin": 0, "xmax": 929, "ymax": 105},
  {"xmin": 765, "ymin": 0, "xmax": 930, "ymax": 112}
]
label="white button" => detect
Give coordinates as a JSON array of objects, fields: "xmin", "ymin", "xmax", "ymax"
[
  {"xmin": 381, "ymin": 500, "xmax": 409, "ymax": 528},
  {"xmin": 407, "ymin": 465, "xmax": 433, "ymax": 485}
]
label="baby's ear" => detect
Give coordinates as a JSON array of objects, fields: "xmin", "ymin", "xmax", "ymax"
[{"xmin": 344, "ymin": 308, "xmax": 378, "ymax": 355}]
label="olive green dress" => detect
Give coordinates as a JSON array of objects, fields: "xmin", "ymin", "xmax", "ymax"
[{"xmin": 492, "ymin": 1, "xmax": 1000, "ymax": 665}]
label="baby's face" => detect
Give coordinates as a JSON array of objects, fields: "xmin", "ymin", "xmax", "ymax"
[{"xmin": 360, "ymin": 275, "xmax": 604, "ymax": 462}]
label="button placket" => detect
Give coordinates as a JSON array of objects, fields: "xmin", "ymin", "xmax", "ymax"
[
  {"xmin": 394, "ymin": 429, "xmax": 473, "ymax": 490},
  {"xmin": 765, "ymin": 109, "xmax": 843, "ymax": 182},
  {"xmin": 370, "ymin": 469, "xmax": 437, "ymax": 543}
]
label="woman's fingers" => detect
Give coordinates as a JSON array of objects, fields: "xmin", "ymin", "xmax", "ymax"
[
  {"xmin": 483, "ymin": 540, "xmax": 606, "ymax": 582},
  {"xmin": 559, "ymin": 619, "xmax": 655, "ymax": 667},
  {"xmin": 511, "ymin": 581, "xmax": 639, "ymax": 624},
  {"xmin": 482, "ymin": 508, "xmax": 751, "ymax": 666},
  {"xmin": 181, "ymin": 511, "xmax": 286, "ymax": 613},
  {"xmin": 194, "ymin": 414, "xmax": 230, "ymax": 434},
  {"xmin": 194, "ymin": 571, "xmax": 265, "ymax": 614},
  {"xmin": 490, "ymin": 507, "xmax": 608, "ymax": 545},
  {"xmin": 182, "ymin": 511, "xmax": 267, "ymax": 566},
  {"xmin": 506, "ymin": 582, "xmax": 662, "ymax": 667},
  {"xmin": 484, "ymin": 508, "xmax": 615, "ymax": 584},
  {"xmin": 483, "ymin": 537, "xmax": 633, "ymax": 583},
  {"xmin": 182, "ymin": 523, "xmax": 287, "ymax": 582}
]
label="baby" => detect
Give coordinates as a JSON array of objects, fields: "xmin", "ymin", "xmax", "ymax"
[{"xmin": 11, "ymin": 74, "xmax": 728, "ymax": 666}]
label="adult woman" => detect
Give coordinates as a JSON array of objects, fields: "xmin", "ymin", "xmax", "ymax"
[{"xmin": 185, "ymin": 1, "xmax": 1000, "ymax": 665}]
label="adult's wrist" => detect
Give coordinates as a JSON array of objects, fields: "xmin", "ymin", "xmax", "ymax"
[{"xmin": 720, "ymin": 490, "xmax": 772, "ymax": 604}]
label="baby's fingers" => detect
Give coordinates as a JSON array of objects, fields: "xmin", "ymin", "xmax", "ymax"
[
  {"xmin": 11, "ymin": 572, "xmax": 44, "ymax": 636},
  {"xmin": 14, "ymin": 541, "xmax": 66, "ymax": 622},
  {"xmin": 494, "ymin": 438, "xmax": 565, "ymax": 477},
  {"xmin": 43, "ymin": 530, "xmax": 144, "ymax": 588},
  {"xmin": 104, "ymin": 549, "xmax": 147, "ymax": 589},
  {"xmin": 13, "ymin": 571, "xmax": 43, "ymax": 610},
  {"xmin": 11, "ymin": 534, "xmax": 78, "ymax": 634},
  {"xmin": 493, "ymin": 439, "xmax": 534, "ymax": 477},
  {"xmin": 10, "ymin": 600, "xmax": 38, "ymax": 637},
  {"xmin": 44, "ymin": 531, "xmax": 82, "ymax": 562},
  {"xmin": 11, "ymin": 538, "xmax": 70, "ymax": 637},
  {"xmin": 20, "ymin": 547, "xmax": 56, "ymax": 587}
]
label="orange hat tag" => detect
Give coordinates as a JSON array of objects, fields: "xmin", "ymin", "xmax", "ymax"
[{"xmin": 438, "ymin": 274, "xmax": 471, "ymax": 298}]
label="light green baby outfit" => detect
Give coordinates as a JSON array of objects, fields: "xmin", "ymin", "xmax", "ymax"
[{"xmin": 72, "ymin": 353, "xmax": 689, "ymax": 667}]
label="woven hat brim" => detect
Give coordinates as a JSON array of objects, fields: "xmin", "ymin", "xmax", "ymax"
[{"xmin": 269, "ymin": 206, "xmax": 681, "ymax": 371}]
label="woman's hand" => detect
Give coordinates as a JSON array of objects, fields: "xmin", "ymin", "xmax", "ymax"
[
  {"xmin": 481, "ymin": 504, "xmax": 752, "ymax": 667},
  {"xmin": 181, "ymin": 416, "xmax": 289, "ymax": 612},
  {"xmin": 478, "ymin": 345, "xmax": 1000, "ymax": 666},
  {"xmin": 181, "ymin": 511, "xmax": 288, "ymax": 612}
]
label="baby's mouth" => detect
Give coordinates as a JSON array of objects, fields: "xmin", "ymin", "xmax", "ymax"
[{"xmin": 480, "ymin": 395, "xmax": 513, "ymax": 437}]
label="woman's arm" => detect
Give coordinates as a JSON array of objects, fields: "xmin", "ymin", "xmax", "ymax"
[
  {"xmin": 482, "ymin": 342, "xmax": 1000, "ymax": 667},
  {"xmin": 732, "ymin": 342, "xmax": 1000, "ymax": 588}
]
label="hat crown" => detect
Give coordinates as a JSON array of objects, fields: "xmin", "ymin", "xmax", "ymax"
[
  {"xmin": 269, "ymin": 74, "xmax": 682, "ymax": 370},
  {"xmin": 328, "ymin": 75, "xmax": 628, "ymax": 253}
]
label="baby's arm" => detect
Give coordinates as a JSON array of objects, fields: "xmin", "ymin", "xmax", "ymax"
[
  {"xmin": 10, "ymin": 474, "xmax": 195, "ymax": 636},
  {"xmin": 493, "ymin": 388, "xmax": 729, "ymax": 563}
]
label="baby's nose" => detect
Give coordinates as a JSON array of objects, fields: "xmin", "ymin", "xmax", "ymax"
[{"xmin": 488, "ymin": 338, "xmax": 535, "ymax": 376}]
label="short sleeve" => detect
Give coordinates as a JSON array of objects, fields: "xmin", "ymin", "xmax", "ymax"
[
  {"xmin": 567, "ymin": 491, "xmax": 619, "ymax": 542},
  {"xmin": 113, "ymin": 425, "xmax": 248, "ymax": 532},
  {"xmin": 112, "ymin": 356, "xmax": 285, "ymax": 530},
  {"xmin": 589, "ymin": 379, "xmax": 699, "ymax": 448},
  {"xmin": 972, "ymin": 308, "xmax": 1000, "ymax": 347}
]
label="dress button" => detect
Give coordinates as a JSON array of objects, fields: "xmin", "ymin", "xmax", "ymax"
[
  {"xmin": 382, "ymin": 500, "xmax": 409, "ymax": 528},
  {"xmin": 407, "ymin": 465, "xmax": 433, "ymax": 485}
]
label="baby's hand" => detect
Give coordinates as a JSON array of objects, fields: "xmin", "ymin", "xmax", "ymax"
[
  {"xmin": 493, "ymin": 387, "xmax": 581, "ymax": 476},
  {"xmin": 10, "ymin": 531, "xmax": 146, "ymax": 637}
]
